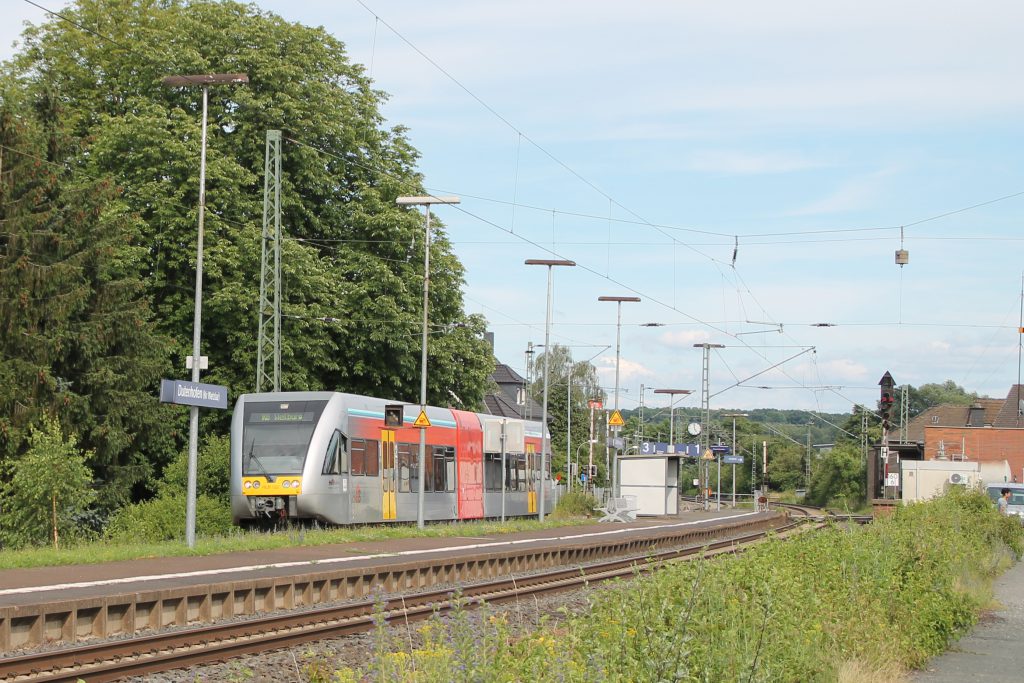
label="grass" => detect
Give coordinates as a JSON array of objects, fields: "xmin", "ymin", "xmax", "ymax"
[
  {"xmin": 0, "ymin": 517, "xmax": 592, "ymax": 570},
  {"xmin": 319, "ymin": 489, "xmax": 1024, "ymax": 682}
]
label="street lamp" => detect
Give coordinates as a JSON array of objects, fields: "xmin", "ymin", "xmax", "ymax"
[
  {"xmin": 652, "ymin": 389, "xmax": 693, "ymax": 451},
  {"xmin": 161, "ymin": 72, "xmax": 248, "ymax": 548},
  {"xmin": 722, "ymin": 413, "xmax": 748, "ymax": 508},
  {"xmin": 525, "ymin": 259, "xmax": 576, "ymax": 520},
  {"xmin": 396, "ymin": 195, "xmax": 461, "ymax": 529},
  {"xmin": 598, "ymin": 296, "xmax": 640, "ymax": 497},
  {"xmin": 694, "ymin": 343, "xmax": 725, "ymax": 510}
]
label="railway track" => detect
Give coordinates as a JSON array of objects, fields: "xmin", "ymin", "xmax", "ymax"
[
  {"xmin": 682, "ymin": 497, "xmax": 871, "ymax": 525},
  {"xmin": 0, "ymin": 517, "xmax": 815, "ymax": 682},
  {"xmin": 774, "ymin": 502, "xmax": 873, "ymax": 524}
]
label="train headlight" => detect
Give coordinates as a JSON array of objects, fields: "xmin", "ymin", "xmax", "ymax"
[
  {"xmin": 291, "ymin": 480, "xmax": 300, "ymax": 489},
  {"xmin": 253, "ymin": 480, "xmax": 260, "ymax": 489},
  {"xmin": 282, "ymin": 480, "xmax": 292, "ymax": 489},
  {"xmin": 244, "ymin": 481, "xmax": 252, "ymax": 490}
]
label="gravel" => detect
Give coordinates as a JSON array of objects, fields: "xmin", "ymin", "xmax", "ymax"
[{"xmin": 127, "ymin": 580, "xmax": 597, "ymax": 682}]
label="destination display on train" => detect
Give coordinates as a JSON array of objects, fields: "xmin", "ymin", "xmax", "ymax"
[{"xmin": 249, "ymin": 411, "xmax": 315, "ymax": 423}]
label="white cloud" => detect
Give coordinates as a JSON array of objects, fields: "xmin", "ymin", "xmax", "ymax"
[
  {"xmin": 658, "ymin": 329, "xmax": 712, "ymax": 348},
  {"xmin": 810, "ymin": 358, "xmax": 870, "ymax": 383},
  {"xmin": 788, "ymin": 167, "xmax": 900, "ymax": 216},
  {"xmin": 596, "ymin": 356, "xmax": 655, "ymax": 385},
  {"xmin": 686, "ymin": 150, "xmax": 825, "ymax": 176}
]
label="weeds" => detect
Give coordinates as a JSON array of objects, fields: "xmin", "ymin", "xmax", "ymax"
[{"xmin": 321, "ymin": 490, "xmax": 1022, "ymax": 682}]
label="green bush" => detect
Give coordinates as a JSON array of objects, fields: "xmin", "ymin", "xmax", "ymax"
[
  {"xmin": 157, "ymin": 433, "xmax": 231, "ymax": 502},
  {"xmin": 332, "ymin": 489, "xmax": 1022, "ymax": 682},
  {"xmin": 552, "ymin": 490, "xmax": 598, "ymax": 518},
  {"xmin": 103, "ymin": 434, "xmax": 233, "ymax": 543},
  {"xmin": 105, "ymin": 494, "xmax": 232, "ymax": 543},
  {"xmin": 102, "ymin": 432, "xmax": 233, "ymax": 544}
]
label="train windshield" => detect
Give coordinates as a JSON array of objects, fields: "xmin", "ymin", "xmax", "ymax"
[{"xmin": 241, "ymin": 400, "xmax": 328, "ymax": 475}]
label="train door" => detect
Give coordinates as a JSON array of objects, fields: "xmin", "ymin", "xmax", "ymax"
[
  {"xmin": 526, "ymin": 443, "xmax": 537, "ymax": 514},
  {"xmin": 381, "ymin": 429, "xmax": 397, "ymax": 520}
]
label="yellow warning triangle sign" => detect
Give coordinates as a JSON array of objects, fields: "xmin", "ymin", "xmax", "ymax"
[
  {"xmin": 608, "ymin": 410, "xmax": 625, "ymax": 427},
  {"xmin": 412, "ymin": 410, "xmax": 431, "ymax": 428},
  {"xmin": 702, "ymin": 449, "xmax": 715, "ymax": 460}
]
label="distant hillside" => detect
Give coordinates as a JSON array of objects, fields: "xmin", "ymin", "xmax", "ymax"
[{"xmin": 621, "ymin": 407, "xmax": 847, "ymax": 445}]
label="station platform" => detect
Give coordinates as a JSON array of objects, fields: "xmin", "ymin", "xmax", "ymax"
[
  {"xmin": 0, "ymin": 507, "xmax": 764, "ymax": 608},
  {"xmin": 913, "ymin": 558, "xmax": 1024, "ymax": 682},
  {"xmin": 0, "ymin": 508, "xmax": 782, "ymax": 651}
]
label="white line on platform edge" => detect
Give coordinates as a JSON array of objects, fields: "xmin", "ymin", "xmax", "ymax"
[{"xmin": 0, "ymin": 512, "xmax": 762, "ymax": 597}]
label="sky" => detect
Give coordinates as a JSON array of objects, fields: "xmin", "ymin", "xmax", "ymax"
[{"xmin": 4, "ymin": 0, "xmax": 1024, "ymax": 419}]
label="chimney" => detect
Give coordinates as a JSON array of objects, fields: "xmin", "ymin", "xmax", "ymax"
[{"xmin": 484, "ymin": 331, "xmax": 495, "ymax": 352}]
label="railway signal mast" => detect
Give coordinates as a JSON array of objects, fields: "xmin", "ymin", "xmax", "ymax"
[{"xmin": 879, "ymin": 371, "xmax": 896, "ymax": 498}]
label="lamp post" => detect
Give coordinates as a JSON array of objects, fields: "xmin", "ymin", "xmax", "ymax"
[
  {"xmin": 161, "ymin": 72, "xmax": 248, "ymax": 548},
  {"xmin": 653, "ymin": 389, "xmax": 693, "ymax": 452},
  {"xmin": 694, "ymin": 343, "xmax": 725, "ymax": 510},
  {"xmin": 525, "ymin": 259, "xmax": 576, "ymax": 520},
  {"xmin": 597, "ymin": 296, "xmax": 640, "ymax": 496},
  {"xmin": 396, "ymin": 195, "xmax": 461, "ymax": 529},
  {"xmin": 722, "ymin": 413, "xmax": 748, "ymax": 508}
]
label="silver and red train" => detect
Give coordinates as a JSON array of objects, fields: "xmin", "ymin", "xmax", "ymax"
[{"xmin": 230, "ymin": 391, "xmax": 551, "ymax": 526}]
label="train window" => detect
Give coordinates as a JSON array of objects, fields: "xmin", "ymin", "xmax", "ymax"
[
  {"xmin": 445, "ymin": 446, "xmax": 456, "ymax": 492},
  {"xmin": 504, "ymin": 455, "xmax": 516, "ymax": 491},
  {"xmin": 364, "ymin": 439, "xmax": 380, "ymax": 477},
  {"xmin": 431, "ymin": 446, "xmax": 456, "ymax": 492},
  {"xmin": 322, "ymin": 431, "xmax": 344, "ymax": 475},
  {"xmin": 423, "ymin": 449, "xmax": 434, "ymax": 492},
  {"xmin": 397, "ymin": 442, "xmax": 415, "ymax": 493},
  {"xmin": 432, "ymin": 447, "xmax": 446, "ymax": 492},
  {"xmin": 351, "ymin": 439, "xmax": 366, "ymax": 476},
  {"xmin": 484, "ymin": 453, "xmax": 502, "ymax": 491},
  {"xmin": 516, "ymin": 454, "xmax": 527, "ymax": 492},
  {"xmin": 350, "ymin": 439, "xmax": 379, "ymax": 477},
  {"xmin": 241, "ymin": 400, "xmax": 327, "ymax": 475}
]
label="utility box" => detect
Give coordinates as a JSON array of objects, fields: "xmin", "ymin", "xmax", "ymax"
[
  {"xmin": 901, "ymin": 460, "xmax": 979, "ymax": 503},
  {"xmin": 618, "ymin": 454, "xmax": 681, "ymax": 516}
]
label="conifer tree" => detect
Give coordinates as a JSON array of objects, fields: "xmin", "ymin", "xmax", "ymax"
[{"xmin": 0, "ymin": 91, "xmax": 173, "ymax": 510}]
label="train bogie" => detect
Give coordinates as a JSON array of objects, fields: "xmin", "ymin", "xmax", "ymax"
[{"xmin": 230, "ymin": 391, "xmax": 551, "ymax": 527}]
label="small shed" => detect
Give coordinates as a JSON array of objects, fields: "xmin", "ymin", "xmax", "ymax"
[
  {"xmin": 618, "ymin": 454, "xmax": 681, "ymax": 516},
  {"xmin": 901, "ymin": 460, "xmax": 979, "ymax": 503}
]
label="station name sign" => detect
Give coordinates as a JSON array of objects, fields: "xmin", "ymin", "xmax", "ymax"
[{"xmin": 159, "ymin": 379, "xmax": 229, "ymax": 409}]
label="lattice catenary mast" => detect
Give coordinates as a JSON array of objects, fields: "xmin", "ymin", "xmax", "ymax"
[{"xmin": 256, "ymin": 130, "xmax": 282, "ymax": 392}]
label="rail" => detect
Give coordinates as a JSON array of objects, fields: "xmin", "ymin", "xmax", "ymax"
[{"xmin": 0, "ymin": 518, "xmax": 812, "ymax": 681}]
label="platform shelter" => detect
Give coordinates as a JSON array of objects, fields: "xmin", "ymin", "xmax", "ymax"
[{"xmin": 618, "ymin": 453, "xmax": 682, "ymax": 516}]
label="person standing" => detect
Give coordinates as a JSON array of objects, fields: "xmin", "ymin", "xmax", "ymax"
[{"xmin": 998, "ymin": 488, "xmax": 1011, "ymax": 516}]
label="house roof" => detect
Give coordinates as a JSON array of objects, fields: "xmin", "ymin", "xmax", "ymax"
[
  {"xmin": 490, "ymin": 363, "xmax": 526, "ymax": 386},
  {"xmin": 902, "ymin": 397, "xmax": 1007, "ymax": 442},
  {"xmin": 482, "ymin": 391, "xmax": 524, "ymax": 419},
  {"xmin": 482, "ymin": 362, "xmax": 544, "ymax": 421},
  {"xmin": 993, "ymin": 385, "xmax": 1024, "ymax": 428}
]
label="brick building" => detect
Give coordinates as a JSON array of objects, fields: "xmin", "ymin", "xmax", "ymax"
[{"xmin": 900, "ymin": 385, "xmax": 1024, "ymax": 483}]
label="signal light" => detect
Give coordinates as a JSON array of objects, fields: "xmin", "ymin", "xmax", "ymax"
[
  {"xmin": 384, "ymin": 404, "xmax": 404, "ymax": 428},
  {"xmin": 879, "ymin": 387, "xmax": 895, "ymax": 422}
]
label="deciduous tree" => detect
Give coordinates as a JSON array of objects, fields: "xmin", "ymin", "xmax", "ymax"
[{"xmin": 0, "ymin": 417, "xmax": 96, "ymax": 548}]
